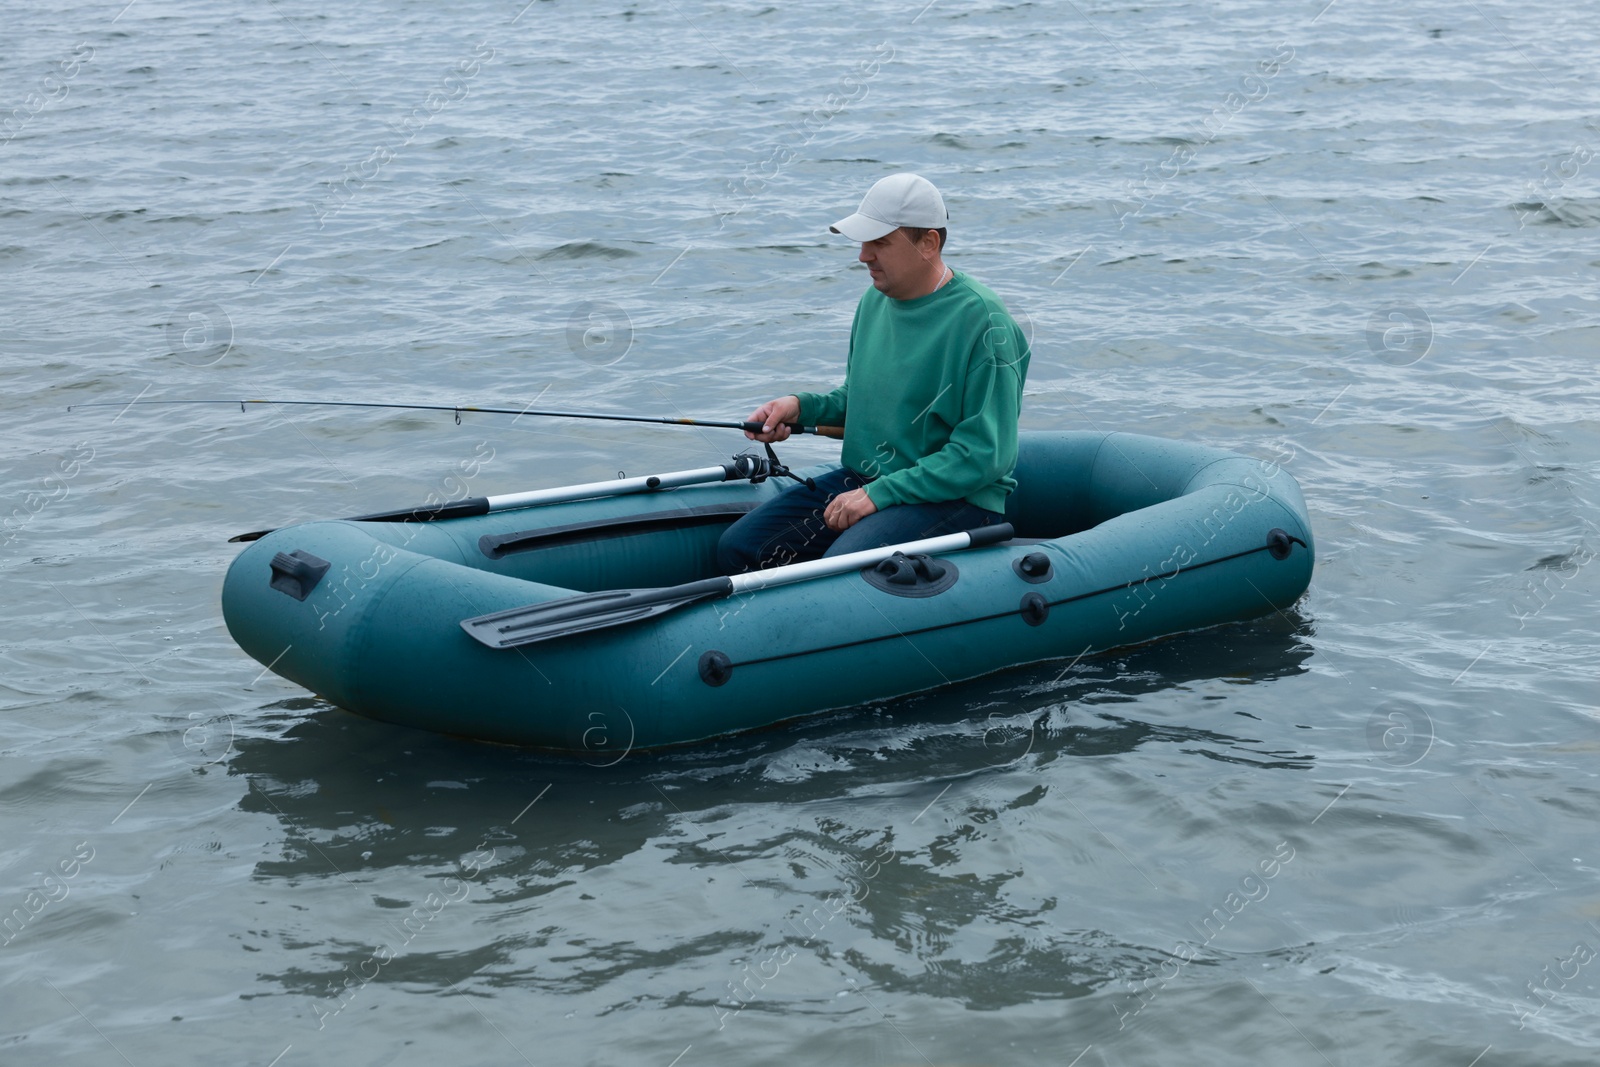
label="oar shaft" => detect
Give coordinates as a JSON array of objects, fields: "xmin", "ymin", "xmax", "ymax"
[
  {"xmin": 459, "ymin": 522, "xmax": 1016, "ymax": 649},
  {"xmin": 729, "ymin": 523, "xmax": 1015, "ymax": 595},
  {"xmin": 491, "ymin": 528, "xmax": 1008, "ymax": 634},
  {"xmin": 229, "ymin": 458, "xmax": 766, "ymax": 542},
  {"xmin": 484, "ymin": 465, "xmax": 734, "ymax": 511}
]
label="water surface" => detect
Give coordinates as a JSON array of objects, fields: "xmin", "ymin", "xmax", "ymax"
[{"xmin": 2, "ymin": 0, "xmax": 1597, "ymax": 1064}]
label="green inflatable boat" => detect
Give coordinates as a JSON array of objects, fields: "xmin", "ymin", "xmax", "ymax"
[{"xmin": 222, "ymin": 431, "xmax": 1314, "ymax": 750}]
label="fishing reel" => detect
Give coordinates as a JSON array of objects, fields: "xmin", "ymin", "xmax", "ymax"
[{"xmin": 726, "ymin": 443, "xmax": 817, "ymax": 491}]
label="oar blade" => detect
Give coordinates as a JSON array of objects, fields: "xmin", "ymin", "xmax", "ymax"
[
  {"xmin": 461, "ymin": 577, "xmax": 733, "ymax": 649},
  {"xmin": 225, "ymin": 498, "xmax": 490, "ymax": 544}
]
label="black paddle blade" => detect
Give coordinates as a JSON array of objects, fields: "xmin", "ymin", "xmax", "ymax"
[
  {"xmin": 461, "ymin": 576, "xmax": 734, "ymax": 649},
  {"xmin": 228, "ymin": 497, "xmax": 492, "ymax": 543}
]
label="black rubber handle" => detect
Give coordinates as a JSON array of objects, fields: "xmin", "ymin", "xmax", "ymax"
[
  {"xmin": 967, "ymin": 522, "xmax": 1015, "ymax": 548},
  {"xmin": 739, "ymin": 421, "xmax": 818, "ymax": 436}
]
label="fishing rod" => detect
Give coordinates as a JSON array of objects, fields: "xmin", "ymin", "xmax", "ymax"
[{"xmin": 66, "ymin": 398, "xmax": 843, "ymax": 438}]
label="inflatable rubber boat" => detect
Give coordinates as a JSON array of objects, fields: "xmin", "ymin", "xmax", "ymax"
[{"xmin": 222, "ymin": 431, "xmax": 1314, "ymax": 750}]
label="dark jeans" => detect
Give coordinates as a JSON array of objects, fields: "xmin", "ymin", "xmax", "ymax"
[{"xmin": 716, "ymin": 466, "xmax": 1006, "ymax": 574}]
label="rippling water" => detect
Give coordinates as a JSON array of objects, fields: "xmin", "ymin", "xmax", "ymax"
[{"xmin": 3, "ymin": 0, "xmax": 1598, "ymax": 1063}]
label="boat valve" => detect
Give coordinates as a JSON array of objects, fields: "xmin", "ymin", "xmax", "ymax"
[
  {"xmin": 1020, "ymin": 591, "xmax": 1050, "ymax": 626},
  {"xmin": 1266, "ymin": 528, "xmax": 1308, "ymax": 561},
  {"xmin": 698, "ymin": 650, "xmax": 733, "ymax": 687},
  {"xmin": 1012, "ymin": 551, "xmax": 1053, "ymax": 583}
]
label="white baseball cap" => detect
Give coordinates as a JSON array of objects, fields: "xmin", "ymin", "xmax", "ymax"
[{"xmin": 829, "ymin": 173, "xmax": 949, "ymax": 241}]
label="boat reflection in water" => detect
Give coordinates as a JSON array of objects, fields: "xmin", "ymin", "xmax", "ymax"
[{"xmin": 231, "ymin": 607, "xmax": 1314, "ymax": 1011}]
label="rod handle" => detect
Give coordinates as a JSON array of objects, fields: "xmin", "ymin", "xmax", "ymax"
[{"xmin": 738, "ymin": 421, "xmax": 843, "ymax": 438}]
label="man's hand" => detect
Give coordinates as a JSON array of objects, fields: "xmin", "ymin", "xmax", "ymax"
[
  {"xmin": 824, "ymin": 488, "xmax": 877, "ymax": 532},
  {"xmin": 744, "ymin": 395, "xmax": 801, "ymax": 443}
]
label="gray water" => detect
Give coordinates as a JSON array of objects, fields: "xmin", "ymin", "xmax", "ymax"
[{"xmin": 3, "ymin": 0, "xmax": 1598, "ymax": 1063}]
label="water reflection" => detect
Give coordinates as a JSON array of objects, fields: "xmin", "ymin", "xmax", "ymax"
[
  {"xmin": 233, "ymin": 611, "xmax": 1314, "ymax": 845},
  {"xmin": 231, "ymin": 611, "xmax": 1315, "ymax": 1009}
]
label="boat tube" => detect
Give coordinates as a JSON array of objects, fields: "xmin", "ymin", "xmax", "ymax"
[{"xmin": 222, "ymin": 431, "xmax": 1314, "ymax": 749}]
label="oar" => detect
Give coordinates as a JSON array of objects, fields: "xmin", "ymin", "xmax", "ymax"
[
  {"xmin": 68, "ymin": 397, "xmax": 844, "ymax": 438},
  {"xmin": 230, "ymin": 454, "xmax": 784, "ymax": 542},
  {"xmin": 460, "ymin": 522, "xmax": 1016, "ymax": 649}
]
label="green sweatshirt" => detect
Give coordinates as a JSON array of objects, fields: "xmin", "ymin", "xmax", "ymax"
[{"xmin": 794, "ymin": 271, "xmax": 1030, "ymax": 514}]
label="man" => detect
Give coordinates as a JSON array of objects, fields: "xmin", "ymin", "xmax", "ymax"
[{"xmin": 716, "ymin": 172, "xmax": 1030, "ymax": 574}]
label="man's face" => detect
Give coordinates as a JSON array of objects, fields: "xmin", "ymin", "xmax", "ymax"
[{"xmin": 858, "ymin": 229, "xmax": 932, "ymax": 300}]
